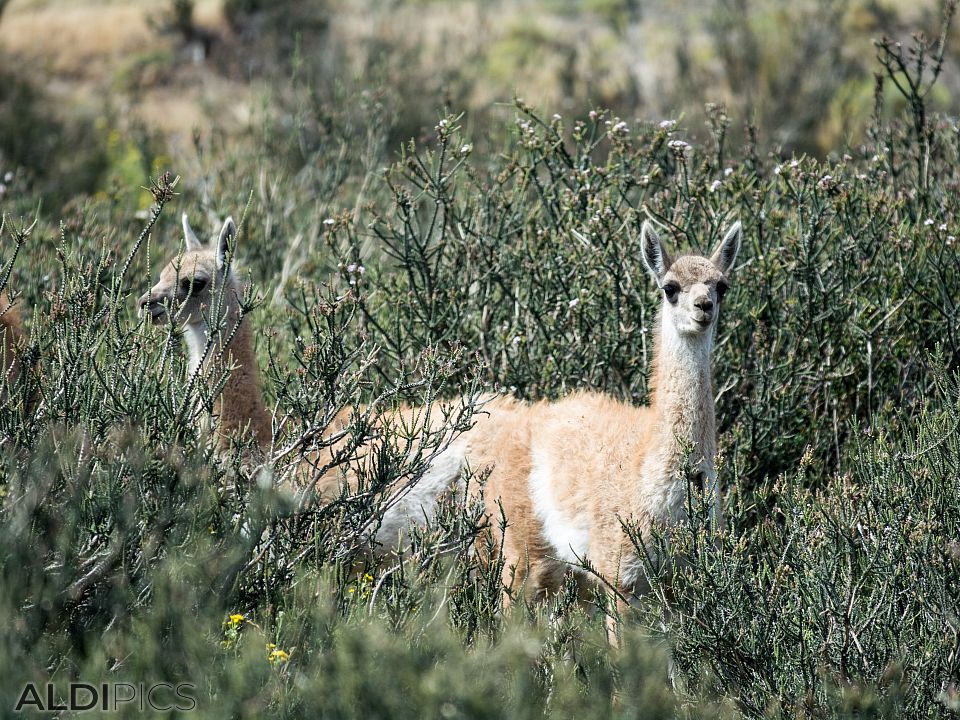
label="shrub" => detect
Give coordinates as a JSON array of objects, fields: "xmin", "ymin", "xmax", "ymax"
[{"xmin": 2, "ymin": 17, "xmax": 960, "ymax": 718}]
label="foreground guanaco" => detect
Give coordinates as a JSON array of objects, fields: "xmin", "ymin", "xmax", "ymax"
[
  {"xmin": 140, "ymin": 214, "xmax": 740, "ymax": 625},
  {"xmin": 455, "ymin": 220, "xmax": 740, "ymax": 627}
]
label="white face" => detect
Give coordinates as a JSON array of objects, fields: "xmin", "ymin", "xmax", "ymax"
[
  {"xmin": 658, "ymin": 256, "xmax": 728, "ymax": 336},
  {"xmin": 640, "ymin": 220, "xmax": 741, "ymax": 336},
  {"xmin": 138, "ymin": 249, "xmax": 222, "ymax": 327},
  {"xmin": 137, "ymin": 215, "xmax": 236, "ymax": 328}
]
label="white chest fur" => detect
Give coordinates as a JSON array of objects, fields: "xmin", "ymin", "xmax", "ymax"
[{"xmin": 528, "ymin": 447, "xmax": 591, "ymax": 566}]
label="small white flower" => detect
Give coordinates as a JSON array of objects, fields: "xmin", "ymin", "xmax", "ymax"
[
  {"xmin": 568, "ymin": 298, "xmax": 579, "ymax": 309},
  {"xmin": 589, "ymin": 110, "xmax": 598, "ymax": 121},
  {"xmin": 658, "ymin": 120, "xmax": 676, "ymax": 130},
  {"xmin": 552, "ymin": 113, "xmax": 561, "ymax": 121},
  {"xmin": 460, "ymin": 144, "xmax": 472, "ymax": 155},
  {"xmin": 358, "ymin": 265, "xmax": 366, "ymax": 274},
  {"xmin": 773, "ymin": 165, "xmax": 782, "ymax": 176},
  {"xmin": 2, "ymin": 172, "xmax": 11, "ymax": 183},
  {"xmin": 939, "ymin": 223, "xmax": 948, "ymax": 231},
  {"xmin": 724, "ymin": 167, "xmax": 733, "ymax": 177},
  {"xmin": 667, "ymin": 139, "xmax": 689, "ymax": 153},
  {"xmin": 346, "ymin": 264, "xmax": 357, "ymax": 273},
  {"xmin": 323, "ymin": 218, "xmax": 335, "ymax": 226},
  {"xmin": 790, "ymin": 158, "xmax": 799, "ymax": 168},
  {"xmin": 709, "ymin": 180, "xmax": 722, "ymax": 193},
  {"xmin": 511, "ymin": 336, "xmax": 521, "ymax": 346},
  {"xmin": 924, "ymin": 218, "xmax": 935, "ymax": 226}
]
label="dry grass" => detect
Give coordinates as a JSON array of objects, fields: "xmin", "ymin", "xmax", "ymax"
[
  {"xmin": 0, "ymin": 0, "xmax": 953, "ymax": 159},
  {"xmin": 0, "ymin": 0, "xmax": 247, "ymax": 139},
  {"xmin": 1, "ymin": 2, "xmax": 155, "ymax": 75}
]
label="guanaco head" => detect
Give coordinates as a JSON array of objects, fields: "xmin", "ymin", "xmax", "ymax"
[
  {"xmin": 641, "ymin": 220, "xmax": 741, "ymax": 335},
  {"xmin": 138, "ymin": 214, "xmax": 237, "ymax": 328}
]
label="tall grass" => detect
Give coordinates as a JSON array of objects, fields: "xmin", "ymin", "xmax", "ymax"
[{"xmin": 1, "ymin": 16, "xmax": 960, "ymax": 719}]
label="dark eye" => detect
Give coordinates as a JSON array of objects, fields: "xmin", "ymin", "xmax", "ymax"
[
  {"xmin": 663, "ymin": 283, "xmax": 680, "ymax": 302},
  {"xmin": 716, "ymin": 281, "xmax": 728, "ymax": 300},
  {"xmin": 181, "ymin": 277, "xmax": 207, "ymax": 294}
]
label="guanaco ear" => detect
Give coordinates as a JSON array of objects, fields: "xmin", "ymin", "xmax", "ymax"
[
  {"xmin": 710, "ymin": 221, "xmax": 742, "ymax": 274},
  {"xmin": 640, "ymin": 220, "xmax": 672, "ymax": 281},
  {"xmin": 182, "ymin": 213, "xmax": 202, "ymax": 251},
  {"xmin": 214, "ymin": 217, "xmax": 236, "ymax": 270}
]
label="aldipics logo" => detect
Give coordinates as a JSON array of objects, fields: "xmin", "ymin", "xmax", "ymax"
[{"xmin": 13, "ymin": 682, "xmax": 196, "ymax": 713}]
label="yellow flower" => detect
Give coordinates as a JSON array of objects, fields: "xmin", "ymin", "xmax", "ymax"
[
  {"xmin": 268, "ymin": 648, "xmax": 290, "ymax": 664},
  {"xmin": 226, "ymin": 613, "xmax": 245, "ymax": 627}
]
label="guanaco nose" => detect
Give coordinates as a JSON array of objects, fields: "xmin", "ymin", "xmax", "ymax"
[
  {"xmin": 694, "ymin": 297, "xmax": 714, "ymax": 313},
  {"xmin": 138, "ymin": 291, "xmax": 166, "ymax": 317}
]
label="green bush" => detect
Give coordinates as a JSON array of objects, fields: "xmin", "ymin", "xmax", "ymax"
[
  {"xmin": 0, "ymin": 66, "xmax": 110, "ymax": 209},
  {"xmin": 2, "ymin": 20, "xmax": 960, "ymax": 719}
]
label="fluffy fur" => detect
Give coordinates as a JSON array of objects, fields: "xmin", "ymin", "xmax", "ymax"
[{"xmin": 325, "ymin": 220, "xmax": 741, "ymax": 621}]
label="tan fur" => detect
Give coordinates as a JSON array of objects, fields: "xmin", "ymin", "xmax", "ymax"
[
  {"xmin": 316, "ymin": 222, "xmax": 741, "ymax": 624},
  {"xmin": 464, "ymin": 359, "xmax": 712, "ymax": 611},
  {"xmin": 452, "ymin": 221, "xmax": 741, "ymax": 630},
  {"xmin": 207, "ymin": 291, "xmax": 273, "ymax": 449},
  {"xmin": 0, "ymin": 290, "xmax": 24, "ymax": 388},
  {"xmin": 139, "ymin": 216, "xmax": 272, "ymax": 452}
]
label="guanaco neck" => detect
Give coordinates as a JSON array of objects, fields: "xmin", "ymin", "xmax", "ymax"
[
  {"xmin": 0, "ymin": 290, "xmax": 24, "ymax": 386},
  {"xmin": 647, "ymin": 309, "xmax": 717, "ymax": 474},
  {"xmin": 184, "ymin": 277, "xmax": 273, "ymax": 452}
]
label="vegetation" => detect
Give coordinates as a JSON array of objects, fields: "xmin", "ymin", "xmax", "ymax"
[{"xmin": 2, "ymin": 0, "xmax": 960, "ymax": 717}]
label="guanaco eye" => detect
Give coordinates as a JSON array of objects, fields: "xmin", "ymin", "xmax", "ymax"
[
  {"xmin": 662, "ymin": 283, "xmax": 680, "ymax": 302},
  {"xmin": 181, "ymin": 277, "xmax": 207, "ymax": 294},
  {"xmin": 716, "ymin": 281, "xmax": 728, "ymax": 300}
]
